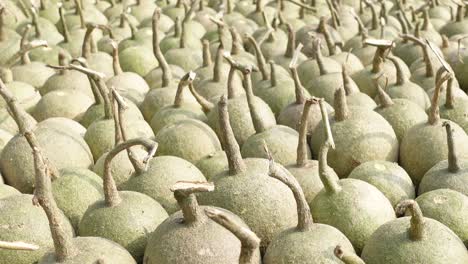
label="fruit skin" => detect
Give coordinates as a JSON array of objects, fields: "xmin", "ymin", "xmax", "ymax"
[
  {"xmin": 311, "ymin": 107, "xmax": 399, "ymax": 178},
  {"xmin": 32, "ymin": 90, "xmax": 94, "ymax": 122},
  {"xmin": 195, "ymin": 151, "xmax": 228, "ymax": 180},
  {"xmin": 121, "ymin": 155, "xmax": 207, "ymax": 214},
  {"xmin": 78, "ymin": 191, "xmax": 168, "ymax": 262},
  {"xmin": 198, "ymin": 158, "xmax": 298, "ymax": 252},
  {"xmin": 207, "ymin": 95, "xmax": 276, "ymax": 146},
  {"xmin": 144, "ymin": 206, "xmax": 252, "ymax": 264},
  {"xmin": 11, "ymin": 62, "xmax": 56, "ymax": 89},
  {"xmin": 0, "ymin": 126, "xmax": 94, "ymax": 193},
  {"xmin": 400, "ymin": 121, "xmax": 468, "ymax": 185},
  {"xmin": 348, "ymin": 161, "xmax": 415, "ymax": 206},
  {"xmin": 51, "ymin": 168, "xmax": 104, "ymax": 230},
  {"xmin": 415, "ymin": 189, "xmax": 468, "ymax": 246},
  {"xmin": 0, "ymin": 81, "xmax": 41, "ymax": 113},
  {"xmin": 0, "ymin": 194, "xmax": 74, "ymax": 264},
  {"xmin": 149, "ymin": 103, "xmax": 207, "ymax": 135},
  {"xmin": 155, "ymin": 119, "xmax": 222, "ymax": 164},
  {"xmin": 375, "ymin": 99, "xmax": 428, "ymax": 142},
  {"xmin": 418, "ymin": 159, "xmax": 468, "ymax": 197},
  {"xmin": 0, "ymin": 184, "xmax": 20, "ymax": 199},
  {"xmin": 263, "ymin": 224, "xmax": 355, "ymax": 264},
  {"xmin": 38, "ymin": 236, "xmax": 137, "ymax": 264},
  {"xmin": 361, "ymin": 214, "xmax": 468, "ymax": 263},
  {"xmin": 311, "ymin": 179, "xmax": 396, "ymax": 253}
]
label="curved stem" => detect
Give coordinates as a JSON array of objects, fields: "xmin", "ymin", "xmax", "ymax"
[
  {"xmin": 396, "ymin": 11, "xmax": 408, "ymax": 37},
  {"xmin": 318, "ymin": 99, "xmax": 340, "ymax": 193},
  {"xmin": 376, "ymin": 78, "xmax": 393, "ymax": 107},
  {"xmin": 334, "ymin": 245, "xmax": 364, "ymax": 264},
  {"xmin": 188, "ymin": 83, "xmax": 213, "ymax": 113},
  {"xmin": 31, "ymin": 146, "xmax": 76, "ymax": 262},
  {"xmin": 70, "ymin": 58, "xmax": 103, "ymax": 105},
  {"xmin": 428, "ymin": 70, "xmax": 450, "ymax": 125},
  {"xmin": 218, "ymin": 95, "xmax": 247, "ymax": 175},
  {"xmin": 202, "ymin": 40, "xmax": 212, "ymax": 67},
  {"xmin": 172, "ymin": 181, "xmax": 214, "ymax": 225},
  {"xmin": 20, "ymin": 25, "xmax": 32, "ymax": 65},
  {"xmin": 104, "ymin": 138, "xmax": 157, "ymax": 207},
  {"xmin": 174, "ymin": 71, "xmax": 195, "ymax": 107},
  {"xmin": 213, "ymin": 42, "xmax": 224, "ymax": 83},
  {"xmin": 268, "ymin": 157, "xmax": 313, "ymax": 230},
  {"xmin": 366, "ymin": 39, "xmax": 393, "ymax": 74},
  {"xmin": 314, "ymin": 39, "xmax": 328, "ymax": 76},
  {"xmin": 395, "ymin": 200, "xmax": 425, "ymax": 241},
  {"xmin": 152, "ymin": 9, "xmax": 172, "ymax": 87},
  {"xmin": 73, "ymin": 0, "xmax": 85, "ymax": 29},
  {"xmin": 179, "ymin": 19, "xmax": 186, "ymax": 49},
  {"xmin": 388, "ymin": 56, "xmax": 406, "ymax": 85},
  {"xmin": 230, "ymin": 27, "xmax": 242, "ymax": 55},
  {"xmin": 443, "ymin": 121, "xmax": 460, "ymax": 173},
  {"xmin": 242, "ymin": 66, "xmax": 268, "ymax": 133},
  {"xmin": 334, "ymin": 86, "xmax": 349, "ymax": 122},
  {"xmin": 444, "ymin": 76, "xmax": 454, "ymax": 109},
  {"xmin": 285, "ymin": 23, "xmax": 295, "ymax": 58},
  {"xmin": 342, "ymin": 65, "xmax": 357, "ymax": 95},
  {"xmin": 246, "ymin": 35, "xmax": 268, "ymax": 81},
  {"xmin": 290, "ymin": 67, "xmax": 306, "ymax": 104},
  {"xmin": 296, "ymin": 99, "xmax": 315, "ymax": 166},
  {"xmin": 30, "ymin": 8, "xmax": 41, "ymax": 38},
  {"xmin": 174, "ymin": 17, "xmax": 181, "ymax": 38},
  {"xmin": 59, "ymin": 7, "xmax": 70, "ymax": 43},
  {"xmin": 318, "ymin": 17, "xmax": 336, "ymax": 55},
  {"xmin": 110, "ymin": 40, "xmax": 123, "ymax": 76},
  {"xmin": 81, "ymin": 24, "xmax": 96, "ymax": 59},
  {"xmin": 269, "ymin": 61, "xmax": 276, "ymax": 87},
  {"xmin": 205, "ymin": 207, "xmax": 260, "ymax": 264}
]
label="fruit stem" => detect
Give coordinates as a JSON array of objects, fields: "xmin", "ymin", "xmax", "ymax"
[
  {"xmin": 256, "ymin": 0, "xmax": 263, "ymax": 13},
  {"xmin": 58, "ymin": 6, "xmax": 70, "ymax": 43},
  {"xmin": 0, "ymin": 68, "xmax": 13, "ymax": 83},
  {"xmin": 421, "ymin": 9, "xmax": 430, "ymax": 31},
  {"xmin": 218, "ymin": 95, "xmax": 247, "ymax": 175},
  {"xmin": 268, "ymin": 147, "xmax": 314, "ymax": 231},
  {"xmin": 205, "ymin": 207, "xmax": 260, "ymax": 264},
  {"xmin": 81, "ymin": 23, "xmax": 97, "ymax": 59},
  {"xmin": 73, "ymin": 0, "xmax": 85, "ymax": 28},
  {"xmin": 179, "ymin": 19, "xmax": 187, "ymax": 49},
  {"xmin": 230, "ymin": 27, "xmax": 243, "ymax": 56},
  {"xmin": 226, "ymin": 60, "xmax": 238, "ymax": 99},
  {"xmin": 376, "ymin": 78, "xmax": 394, "ymax": 107},
  {"xmin": 395, "ymin": 200, "xmax": 425, "ymax": 241},
  {"xmin": 334, "ymin": 86, "xmax": 349, "ymax": 122},
  {"xmin": 109, "ymin": 40, "xmax": 123, "ymax": 76},
  {"xmin": 30, "ymin": 145, "xmax": 77, "ymax": 262},
  {"xmin": 0, "ymin": 241, "xmax": 39, "ymax": 251},
  {"xmin": 428, "ymin": 69, "xmax": 451, "ymax": 125},
  {"xmin": 334, "ymin": 245, "xmax": 364, "ymax": 264},
  {"xmin": 444, "ymin": 121, "xmax": 460, "ymax": 173},
  {"xmin": 188, "ymin": 82, "xmax": 213, "ymax": 113},
  {"xmin": 314, "ymin": 38, "xmax": 328, "ymax": 76},
  {"xmin": 152, "ymin": 8, "xmax": 172, "ymax": 87},
  {"xmin": 174, "ymin": 17, "xmax": 181, "ymax": 38},
  {"xmin": 367, "ymin": 2, "xmax": 379, "ymax": 30},
  {"xmin": 104, "ymin": 138, "xmax": 158, "ymax": 207},
  {"xmin": 396, "ymin": 12, "xmax": 408, "ymax": 38},
  {"xmin": 202, "ymin": 40, "xmax": 212, "ymax": 67},
  {"xmin": 367, "ymin": 39, "xmax": 393, "ymax": 74},
  {"xmin": 20, "ymin": 25, "xmax": 32, "ymax": 65},
  {"xmin": 30, "ymin": 8, "xmax": 41, "ymax": 38},
  {"xmin": 70, "ymin": 57, "xmax": 104, "ymax": 105},
  {"xmin": 318, "ymin": 17, "xmax": 337, "ymax": 56},
  {"xmin": 388, "ymin": 56, "xmax": 406, "ymax": 85},
  {"xmin": 213, "ymin": 42, "xmax": 224, "ymax": 83},
  {"xmin": 172, "ymin": 181, "xmax": 214, "ymax": 225},
  {"xmin": 0, "ymin": 6, "xmax": 5, "ymax": 41},
  {"xmin": 246, "ymin": 35, "xmax": 268, "ymax": 81},
  {"xmin": 284, "ymin": 23, "xmax": 296, "ymax": 58},
  {"xmin": 318, "ymin": 99, "xmax": 341, "ymax": 193},
  {"xmin": 456, "ymin": 5, "xmax": 463, "ymax": 22},
  {"xmin": 290, "ymin": 67, "xmax": 306, "ymax": 104},
  {"xmin": 296, "ymin": 99, "xmax": 315, "ymax": 166},
  {"xmin": 342, "ymin": 65, "xmax": 357, "ymax": 95},
  {"xmin": 241, "ymin": 65, "xmax": 268, "ymax": 133},
  {"xmin": 269, "ymin": 61, "xmax": 277, "ymax": 87},
  {"xmin": 174, "ymin": 71, "xmax": 196, "ymax": 107},
  {"xmin": 444, "ymin": 76, "xmax": 454, "ymax": 109}
]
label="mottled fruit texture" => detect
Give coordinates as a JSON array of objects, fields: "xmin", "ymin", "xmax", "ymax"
[
  {"xmin": 32, "ymin": 90, "xmax": 94, "ymax": 122},
  {"xmin": 52, "ymin": 168, "xmax": 104, "ymax": 230},
  {"xmin": 150, "ymin": 103, "xmax": 207, "ymax": 135},
  {"xmin": 78, "ymin": 191, "xmax": 168, "ymax": 262},
  {"xmin": 440, "ymin": 100, "xmax": 468, "ymax": 134},
  {"xmin": 375, "ymin": 99, "xmax": 428, "ymax": 142},
  {"xmin": 38, "ymin": 236, "xmax": 136, "ymax": 264},
  {"xmin": 348, "ymin": 161, "xmax": 415, "ymax": 206},
  {"xmin": 415, "ymin": 189, "xmax": 468, "ymax": 246},
  {"xmin": 121, "ymin": 155, "xmax": 206, "ymax": 214},
  {"xmin": 93, "ymin": 148, "xmax": 148, "ymax": 187},
  {"xmin": 418, "ymin": 159, "xmax": 468, "ymax": 196},
  {"xmin": 400, "ymin": 120, "xmax": 468, "ymax": 185},
  {"xmin": 0, "ymin": 126, "xmax": 94, "ymax": 193},
  {"xmin": 263, "ymin": 223, "xmax": 355, "ymax": 264},
  {"xmin": 145, "ymin": 206, "xmax": 259, "ymax": 264},
  {"xmin": 361, "ymin": 217, "xmax": 468, "ymax": 264},
  {"xmin": 198, "ymin": 159, "xmax": 298, "ymax": 252},
  {"xmin": 140, "ymin": 86, "xmax": 197, "ymax": 121},
  {"xmin": 0, "ymin": 194, "xmax": 74, "ymax": 264},
  {"xmin": 241, "ymin": 125, "xmax": 309, "ymax": 165},
  {"xmin": 195, "ymin": 150, "xmax": 228, "ymax": 180},
  {"xmin": 278, "ymin": 101, "xmax": 333, "ymax": 136},
  {"xmin": 311, "ymin": 107, "xmax": 399, "ymax": 178},
  {"xmin": 311, "ymin": 179, "xmax": 396, "ymax": 253},
  {"xmin": 207, "ymin": 95, "xmax": 276, "ymax": 146},
  {"xmin": 36, "ymin": 117, "xmax": 87, "ymax": 138},
  {"xmin": 155, "ymin": 119, "xmax": 222, "ymax": 164}
]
